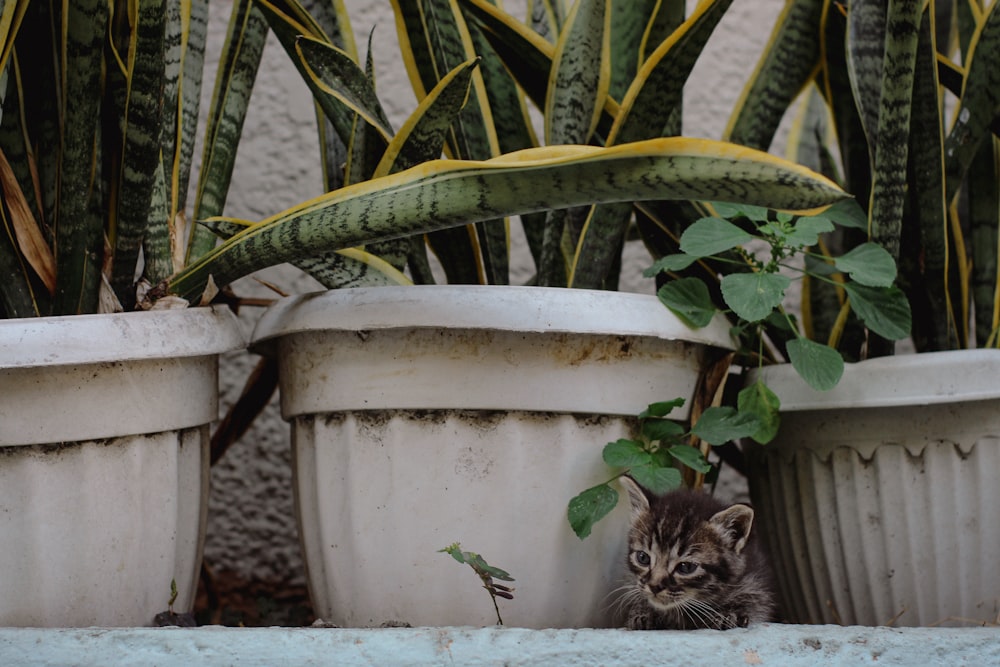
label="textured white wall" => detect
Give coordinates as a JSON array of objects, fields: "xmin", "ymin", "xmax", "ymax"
[{"xmin": 200, "ymin": 0, "xmax": 788, "ymax": 619}]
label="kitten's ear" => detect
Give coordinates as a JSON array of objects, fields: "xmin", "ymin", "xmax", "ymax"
[
  {"xmin": 708, "ymin": 504, "xmax": 754, "ymax": 554},
  {"xmin": 618, "ymin": 475, "xmax": 651, "ymax": 518}
]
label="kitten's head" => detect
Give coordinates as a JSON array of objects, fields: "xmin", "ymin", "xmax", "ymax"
[{"xmin": 620, "ymin": 476, "xmax": 756, "ymax": 618}]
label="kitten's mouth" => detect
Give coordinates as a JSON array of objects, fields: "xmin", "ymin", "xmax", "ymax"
[{"xmin": 644, "ymin": 590, "xmax": 688, "ymax": 612}]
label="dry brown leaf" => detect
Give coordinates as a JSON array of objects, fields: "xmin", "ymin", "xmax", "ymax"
[{"xmin": 0, "ymin": 146, "xmax": 55, "ymax": 293}]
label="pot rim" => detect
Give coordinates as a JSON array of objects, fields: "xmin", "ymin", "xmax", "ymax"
[
  {"xmin": 0, "ymin": 305, "xmax": 246, "ymax": 370},
  {"xmin": 250, "ymin": 285, "xmax": 735, "ymax": 353},
  {"xmin": 748, "ymin": 348, "xmax": 1000, "ymax": 410}
]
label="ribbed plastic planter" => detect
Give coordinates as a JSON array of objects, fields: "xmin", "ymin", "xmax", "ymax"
[
  {"xmin": 252, "ymin": 285, "xmax": 734, "ymax": 628},
  {"xmin": 0, "ymin": 306, "xmax": 245, "ymax": 627},
  {"xmin": 748, "ymin": 350, "xmax": 1000, "ymax": 626}
]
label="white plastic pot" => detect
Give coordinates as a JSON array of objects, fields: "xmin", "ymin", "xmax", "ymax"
[
  {"xmin": 0, "ymin": 306, "xmax": 245, "ymax": 627},
  {"xmin": 252, "ymin": 285, "xmax": 734, "ymax": 628},
  {"xmin": 748, "ymin": 350, "xmax": 1000, "ymax": 626}
]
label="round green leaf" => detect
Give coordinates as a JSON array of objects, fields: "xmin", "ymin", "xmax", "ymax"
[
  {"xmin": 720, "ymin": 272, "xmax": 791, "ymax": 322},
  {"xmin": 710, "ymin": 201, "xmax": 770, "ymax": 222},
  {"xmin": 644, "ymin": 253, "xmax": 698, "ymax": 277},
  {"xmin": 666, "ymin": 445, "xmax": 712, "ymax": 474},
  {"xmin": 690, "ymin": 406, "xmax": 761, "ymax": 445},
  {"xmin": 568, "ymin": 483, "xmax": 619, "ymax": 539},
  {"xmin": 629, "ymin": 464, "xmax": 682, "ymax": 495},
  {"xmin": 814, "ymin": 199, "xmax": 868, "ymax": 229},
  {"xmin": 785, "ymin": 337, "xmax": 844, "ymax": 391},
  {"xmin": 602, "ymin": 439, "xmax": 651, "ymax": 467},
  {"xmin": 638, "ymin": 398, "xmax": 686, "ymax": 419},
  {"xmin": 737, "ymin": 379, "xmax": 781, "ymax": 444},
  {"xmin": 843, "ymin": 283, "xmax": 912, "ymax": 340},
  {"xmin": 657, "ymin": 278, "xmax": 716, "ymax": 328},
  {"xmin": 784, "ymin": 216, "xmax": 835, "ymax": 248},
  {"xmin": 834, "ymin": 243, "xmax": 897, "ymax": 287},
  {"xmin": 641, "ymin": 418, "xmax": 686, "ymax": 443},
  {"xmin": 679, "ymin": 217, "xmax": 754, "ymax": 257}
]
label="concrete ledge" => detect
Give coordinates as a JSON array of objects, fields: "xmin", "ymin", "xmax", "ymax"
[{"xmin": 1, "ymin": 624, "xmax": 997, "ymax": 666}]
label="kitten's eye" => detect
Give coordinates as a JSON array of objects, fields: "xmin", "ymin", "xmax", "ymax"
[
  {"xmin": 633, "ymin": 550, "xmax": 651, "ymax": 567},
  {"xmin": 676, "ymin": 561, "xmax": 698, "ymax": 575}
]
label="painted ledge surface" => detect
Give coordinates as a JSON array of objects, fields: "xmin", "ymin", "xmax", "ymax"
[{"xmin": 0, "ymin": 625, "xmax": 996, "ymax": 666}]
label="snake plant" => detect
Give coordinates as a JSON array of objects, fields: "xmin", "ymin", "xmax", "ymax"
[
  {"xmin": 726, "ymin": 0, "xmax": 1000, "ymax": 355},
  {"xmin": 0, "ymin": 0, "xmax": 847, "ymax": 317},
  {"xmin": 0, "ymin": 0, "xmax": 269, "ymax": 317}
]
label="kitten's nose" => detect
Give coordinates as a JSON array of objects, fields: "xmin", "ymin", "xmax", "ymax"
[{"xmin": 648, "ymin": 578, "xmax": 670, "ymax": 595}]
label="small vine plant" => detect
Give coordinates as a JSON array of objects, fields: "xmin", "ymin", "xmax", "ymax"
[
  {"xmin": 648, "ymin": 200, "xmax": 911, "ymax": 391},
  {"xmin": 440, "ymin": 543, "xmax": 515, "ymax": 625},
  {"xmin": 568, "ymin": 396, "xmax": 768, "ymax": 539}
]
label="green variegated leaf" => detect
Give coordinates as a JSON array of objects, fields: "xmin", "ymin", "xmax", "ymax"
[
  {"xmin": 545, "ymin": 0, "xmax": 609, "ymax": 145},
  {"xmin": 53, "ymin": 0, "xmax": 108, "ymax": 315},
  {"xmin": 720, "ymin": 272, "xmax": 791, "ymax": 322},
  {"xmin": 111, "ymin": 0, "xmax": 165, "ymax": 309},
  {"xmin": 190, "ymin": 0, "xmax": 267, "ymax": 260},
  {"xmin": 725, "ymin": 0, "xmax": 824, "ymax": 150},
  {"xmin": 165, "ymin": 138, "xmax": 848, "ymax": 303}
]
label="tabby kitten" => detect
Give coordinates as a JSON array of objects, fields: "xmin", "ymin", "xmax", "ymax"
[{"xmin": 618, "ymin": 476, "xmax": 775, "ymax": 630}]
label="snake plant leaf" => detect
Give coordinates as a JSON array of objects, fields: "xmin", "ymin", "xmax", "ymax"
[
  {"xmin": 375, "ymin": 60, "xmax": 479, "ymax": 178},
  {"xmin": 393, "ymin": 0, "xmax": 509, "ymax": 285},
  {"xmin": 110, "ymin": 0, "xmax": 166, "ymax": 309},
  {"xmin": 609, "ymin": 0, "xmax": 661, "ymax": 101},
  {"xmin": 296, "ymin": 35, "xmax": 394, "ymax": 145},
  {"xmin": 199, "ymin": 217, "xmax": 410, "ymax": 288},
  {"xmin": 786, "ymin": 337, "xmax": 844, "ymax": 391},
  {"xmin": 904, "ymin": 7, "xmax": 956, "ymax": 351},
  {"xmin": 610, "ymin": 0, "xmax": 732, "ymax": 146},
  {"xmin": 679, "ymin": 216, "xmax": 753, "ymax": 257},
  {"xmin": 843, "ymin": 282, "xmax": 912, "ymax": 340},
  {"xmin": 866, "ymin": 0, "xmax": 922, "ymax": 261},
  {"xmin": 528, "ymin": 0, "xmax": 567, "ymax": 42},
  {"xmin": 189, "ymin": 0, "xmax": 267, "ymax": 261},
  {"xmin": 0, "ymin": 0, "xmax": 29, "ymax": 74},
  {"xmin": 969, "ymin": 137, "xmax": 1000, "ymax": 348},
  {"xmin": 163, "ymin": 138, "xmax": 848, "ymax": 303},
  {"xmin": 833, "ymin": 242, "xmax": 897, "ymax": 287},
  {"xmin": 721, "ymin": 272, "xmax": 791, "ymax": 323},
  {"xmin": 163, "ymin": 0, "xmax": 207, "ymax": 235},
  {"xmin": 944, "ymin": 0, "xmax": 1000, "ymax": 202},
  {"xmin": 569, "ymin": 0, "xmax": 734, "ymax": 288},
  {"xmin": 53, "ymin": 0, "xmax": 108, "ymax": 315},
  {"xmin": 0, "ymin": 146, "xmax": 55, "ymax": 295},
  {"xmin": 845, "ymin": 0, "xmax": 888, "ymax": 154},
  {"xmin": 657, "ymin": 277, "xmax": 716, "ymax": 327},
  {"xmin": 367, "ymin": 57, "xmax": 480, "ymax": 270},
  {"xmin": 724, "ymin": 0, "xmax": 824, "ymax": 150},
  {"xmin": 545, "ymin": 0, "xmax": 610, "ymax": 146}
]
